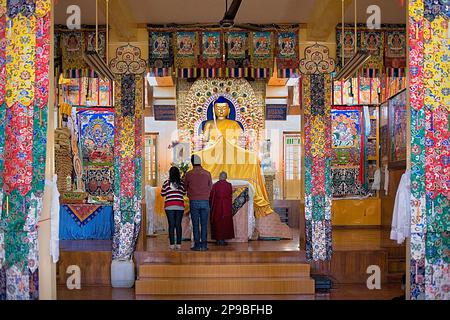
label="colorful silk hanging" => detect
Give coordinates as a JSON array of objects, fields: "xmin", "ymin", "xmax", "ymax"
[
  {"xmin": 409, "ymin": 0, "xmax": 450, "ymax": 300},
  {"xmin": 276, "ymin": 31, "xmax": 299, "ymax": 77},
  {"xmin": 174, "ymin": 31, "xmax": 198, "ymax": 77},
  {"xmin": 225, "ymin": 31, "xmax": 250, "ymax": 69},
  {"xmin": 59, "ymin": 29, "xmax": 107, "ymax": 78},
  {"xmin": 148, "ymin": 31, "xmax": 173, "ymax": 76},
  {"xmin": 303, "ymin": 74, "xmax": 333, "ymax": 261},
  {"xmin": 250, "ymin": 31, "xmax": 273, "ymax": 71},
  {"xmin": 385, "ymin": 30, "xmax": 407, "ymax": 68},
  {"xmin": 0, "ymin": 0, "xmax": 51, "ymax": 300},
  {"xmin": 301, "ymin": 43, "xmax": 335, "ymax": 261},
  {"xmin": 199, "ymin": 31, "xmax": 223, "ymax": 70},
  {"xmin": 109, "ymin": 44, "xmax": 145, "ymax": 261},
  {"xmin": 360, "ymin": 30, "xmax": 384, "ymax": 71}
]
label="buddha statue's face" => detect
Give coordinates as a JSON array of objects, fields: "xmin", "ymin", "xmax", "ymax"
[{"xmin": 214, "ymin": 102, "xmax": 230, "ymax": 119}]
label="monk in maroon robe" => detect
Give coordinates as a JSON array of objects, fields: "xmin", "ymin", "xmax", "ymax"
[{"xmin": 209, "ymin": 172, "xmax": 234, "ymax": 245}]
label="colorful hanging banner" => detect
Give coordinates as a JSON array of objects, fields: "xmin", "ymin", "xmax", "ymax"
[
  {"xmin": 250, "ymin": 31, "xmax": 273, "ymax": 70},
  {"xmin": 149, "ymin": 31, "xmax": 173, "ymax": 71},
  {"xmin": 59, "ymin": 29, "xmax": 107, "ymax": 78},
  {"xmin": 0, "ymin": 0, "xmax": 51, "ymax": 301},
  {"xmin": 174, "ymin": 31, "xmax": 198, "ymax": 72},
  {"xmin": 276, "ymin": 31, "xmax": 299, "ymax": 74},
  {"xmin": 360, "ymin": 30, "xmax": 384, "ymax": 71},
  {"xmin": 409, "ymin": 0, "xmax": 449, "ymax": 301},
  {"xmin": 199, "ymin": 31, "xmax": 223, "ymax": 69},
  {"xmin": 385, "ymin": 30, "xmax": 407, "ymax": 68},
  {"xmin": 225, "ymin": 31, "xmax": 250, "ymax": 69},
  {"xmin": 109, "ymin": 44, "xmax": 145, "ymax": 261},
  {"xmin": 303, "ymin": 73, "xmax": 333, "ymax": 262}
]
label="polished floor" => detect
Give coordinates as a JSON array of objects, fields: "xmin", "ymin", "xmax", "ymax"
[
  {"xmin": 57, "ymin": 284, "xmax": 404, "ymax": 300},
  {"xmin": 59, "ymin": 227, "xmax": 398, "ymax": 253},
  {"xmin": 57, "ymin": 227, "xmax": 404, "ymax": 300}
]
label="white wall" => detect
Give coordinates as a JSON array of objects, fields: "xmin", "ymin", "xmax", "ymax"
[
  {"xmin": 264, "ymin": 115, "xmax": 301, "ymax": 172},
  {"xmin": 145, "ymin": 116, "xmax": 178, "ymax": 184}
]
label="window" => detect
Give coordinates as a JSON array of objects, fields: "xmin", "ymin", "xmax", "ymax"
[
  {"xmin": 283, "ymin": 133, "xmax": 302, "ymax": 200},
  {"xmin": 144, "ymin": 133, "xmax": 159, "ymax": 186}
]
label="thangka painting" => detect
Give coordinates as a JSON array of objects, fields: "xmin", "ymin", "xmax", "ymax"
[
  {"xmin": 331, "ymin": 107, "xmax": 367, "ymax": 198},
  {"xmin": 59, "ymin": 29, "xmax": 107, "ymax": 77},
  {"xmin": 174, "ymin": 32, "xmax": 198, "ymax": 68},
  {"xmin": 149, "ymin": 32, "xmax": 173, "ymax": 69},
  {"xmin": 276, "ymin": 31, "xmax": 299, "ymax": 70},
  {"xmin": 360, "ymin": 30, "xmax": 384, "ymax": 70},
  {"xmin": 336, "ymin": 28, "xmax": 358, "ymax": 69},
  {"xmin": 385, "ymin": 30, "xmax": 406, "ymax": 68},
  {"xmin": 77, "ymin": 109, "xmax": 115, "ymax": 167},
  {"xmin": 388, "ymin": 90, "xmax": 407, "ymax": 168},
  {"xmin": 225, "ymin": 32, "xmax": 250, "ymax": 68},
  {"xmin": 250, "ymin": 32, "xmax": 273, "ymax": 69},
  {"xmin": 199, "ymin": 31, "xmax": 223, "ymax": 69}
]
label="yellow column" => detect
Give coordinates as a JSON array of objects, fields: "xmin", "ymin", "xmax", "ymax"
[{"xmin": 38, "ymin": 0, "xmax": 57, "ymax": 300}]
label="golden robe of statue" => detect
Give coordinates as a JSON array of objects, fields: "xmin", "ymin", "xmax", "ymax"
[{"xmin": 197, "ymin": 101, "xmax": 274, "ymax": 218}]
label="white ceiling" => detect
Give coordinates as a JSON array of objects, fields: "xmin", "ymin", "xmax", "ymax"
[{"xmin": 54, "ymin": 0, "xmax": 406, "ymax": 25}]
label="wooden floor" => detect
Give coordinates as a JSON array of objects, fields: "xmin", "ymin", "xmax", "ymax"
[
  {"xmin": 59, "ymin": 227, "xmax": 398, "ymax": 253},
  {"xmin": 57, "ymin": 283, "xmax": 404, "ymax": 300},
  {"xmin": 57, "ymin": 227, "xmax": 406, "ymax": 298}
]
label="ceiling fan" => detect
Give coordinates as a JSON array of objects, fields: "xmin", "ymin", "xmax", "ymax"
[{"xmin": 219, "ymin": 0, "xmax": 264, "ymax": 31}]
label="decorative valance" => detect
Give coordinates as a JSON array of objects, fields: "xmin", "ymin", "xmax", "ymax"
[
  {"xmin": 336, "ymin": 24, "xmax": 406, "ymax": 72},
  {"xmin": 147, "ymin": 25, "xmax": 300, "ymax": 79},
  {"xmin": 55, "ymin": 26, "xmax": 107, "ymax": 78}
]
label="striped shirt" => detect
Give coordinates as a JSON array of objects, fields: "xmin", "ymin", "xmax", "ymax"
[{"xmin": 160, "ymin": 180, "xmax": 186, "ymax": 208}]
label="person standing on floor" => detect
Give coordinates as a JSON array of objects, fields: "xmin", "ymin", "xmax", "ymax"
[
  {"xmin": 184, "ymin": 154, "xmax": 212, "ymax": 251},
  {"xmin": 210, "ymin": 171, "xmax": 235, "ymax": 246},
  {"xmin": 161, "ymin": 166, "xmax": 186, "ymax": 250}
]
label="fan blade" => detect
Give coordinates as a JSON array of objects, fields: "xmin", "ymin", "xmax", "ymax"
[
  {"xmin": 235, "ymin": 23, "xmax": 263, "ymax": 32},
  {"xmin": 223, "ymin": 0, "xmax": 242, "ymax": 21}
]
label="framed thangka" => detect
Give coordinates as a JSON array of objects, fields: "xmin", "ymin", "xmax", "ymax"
[
  {"xmin": 77, "ymin": 109, "xmax": 115, "ymax": 167},
  {"xmin": 331, "ymin": 107, "xmax": 367, "ymax": 198},
  {"xmin": 76, "ymin": 108, "xmax": 115, "ymax": 199},
  {"xmin": 388, "ymin": 89, "xmax": 407, "ymax": 168}
]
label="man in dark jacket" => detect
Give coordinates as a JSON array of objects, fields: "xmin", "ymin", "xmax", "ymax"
[{"xmin": 184, "ymin": 155, "xmax": 212, "ymax": 251}]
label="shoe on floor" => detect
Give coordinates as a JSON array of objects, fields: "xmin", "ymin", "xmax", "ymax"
[
  {"xmin": 169, "ymin": 245, "xmax": 175, "ymax": 250},
  {"xmin": 190, "ymin": 246, "xmax": 201, "ymax": 251},
  {"xmin": 175, "ymin": 244, "xmax": 181, "ymax": 250}
]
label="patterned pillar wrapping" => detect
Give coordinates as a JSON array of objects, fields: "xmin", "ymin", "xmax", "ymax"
[
  {"xmin": 409, "ymin": 0, "xmax": 449, "ymax": 300},
  {"xmin": 109, "ymin": 45, "xmax": 146, "ymax": 260},
  {"xmin": 0, "ymin": 0, "xmax": 51, "ymax": 300},
  {"xmin": 300, "ymin": 44, "xmax": 335, "ymax": 261}
]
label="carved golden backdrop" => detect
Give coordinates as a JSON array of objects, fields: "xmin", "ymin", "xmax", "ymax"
[{"xmin": 176, "ymin": 78, "xmax": 266, "ymax": 152}]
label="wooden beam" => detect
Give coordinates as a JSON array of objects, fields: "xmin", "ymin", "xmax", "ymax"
[
  {"xmin": 98, "ymin": 0, "xmax": 138, "ymax": 42},
  {"xmin": 306, "ymin": 0, "xmax": 352, "ymax": 41}
]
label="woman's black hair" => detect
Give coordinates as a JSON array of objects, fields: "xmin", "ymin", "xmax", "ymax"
[{"xmin": 169, "ymin": 166, "xmax": 181, "ymax": 188}]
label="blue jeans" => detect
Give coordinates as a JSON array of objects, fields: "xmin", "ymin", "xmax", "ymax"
[
  {"xmin": 165, "ymin": 210, "xmax": 183, "ymax": 245},
  {"xmin": 190, "ymin": 200, "xmax": 210, "ymax": 249}
]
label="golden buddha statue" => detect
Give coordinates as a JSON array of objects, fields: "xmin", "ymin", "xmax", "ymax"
[
  {"xmin": 192, "ymin": 98, "xmax": 292, "ymax": 239},
  {"xmin": 203, "ymin": 102, "xmax": 243, "ymax": 145}
]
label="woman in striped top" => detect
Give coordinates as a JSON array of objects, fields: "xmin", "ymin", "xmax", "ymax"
[{"xmin": 160, "ymin": 166, "xmax": 186, "ymax": 250}]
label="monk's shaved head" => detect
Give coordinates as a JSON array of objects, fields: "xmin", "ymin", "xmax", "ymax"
[{"xmin": 219, "ymin": 172, "xmax": 227, "ymax": 180}]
